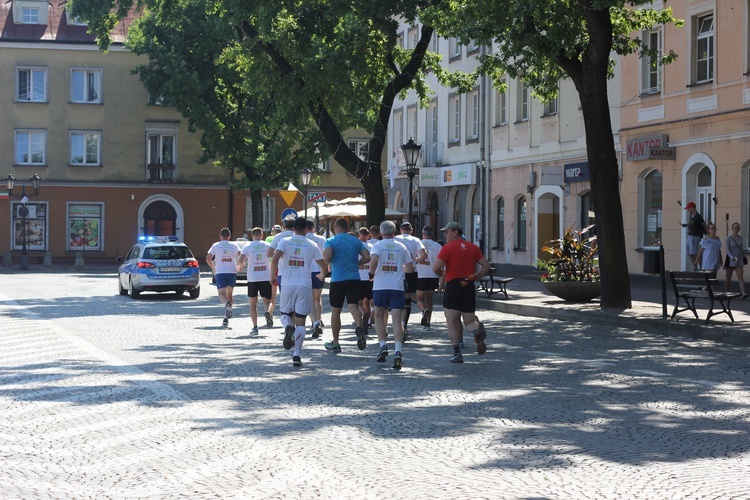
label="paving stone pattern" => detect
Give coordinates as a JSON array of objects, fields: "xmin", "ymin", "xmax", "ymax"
[{"xmin": 1, "ymin": 272, "xmax": 749, "ymax": 498}]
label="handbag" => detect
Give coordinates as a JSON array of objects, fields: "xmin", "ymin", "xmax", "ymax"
[{"xmin": 728, "ymin": 236, "xmax": 748, "ymax": 267}]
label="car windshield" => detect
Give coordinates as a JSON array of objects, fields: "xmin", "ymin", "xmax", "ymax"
[{"xmin": 143, "ymin": 246, "xmax": 193, "ymax": 260}]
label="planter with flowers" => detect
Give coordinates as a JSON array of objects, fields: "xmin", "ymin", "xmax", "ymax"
[{"xmin": 537, "ymin": 225, "xmax": 601, "ymax": 302}]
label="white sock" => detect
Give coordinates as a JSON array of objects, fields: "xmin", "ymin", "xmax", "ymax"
[
  {"xmin": 379, "ymin": 340, "xmax": 387, "ymax": 348},
  {"xmin": 395, "ymin": 341, "xmax": 403, "ymax": 353},
  {"xmin": 281, "ymin": 314, "xmax": 291, "ymax": 328},
  {"xmin": 294, "ymin": 325, "xmax": 305, "ymax": 353}
]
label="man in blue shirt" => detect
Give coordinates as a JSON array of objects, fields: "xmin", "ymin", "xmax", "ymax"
[{"xmin": 323, "ymin": 218, "xmax": 370, "ymax": 352}]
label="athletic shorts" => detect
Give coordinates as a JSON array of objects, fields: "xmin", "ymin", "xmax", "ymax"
[
  {"xmin": 215, "ymin": 273, "xmax": 237, "ymax": 290},
  {"xmin": 686, "ymin": 235, "xmax": 701, "ymax": 256},
  {"xmin": 404, "ymin": 272, "xmax": 417, "ymax": 294},
  {"xmin": 373, "ymin": 289, "xmax": 406, "ymax": 310},
  {"xmin": 443, "ymin": 278, "xmax": 476, "ymax": 313},
  {"xmin": 329, "ymin": 280, "xmax": 361, "ymax": 308},
  {"xmin": 247, "ymin": 280, "xmax": 272, "ymax": 299},
  {"xmin": 279, "ymin": 284, "xmax": 313, "ymax": 318},
  {"xmin": 359, "ymin": 280, "xmax": 373, "ymax": 300},
  {"xmin": 417, "ymin": 277, "xmax": 440, "ymax": 292},
  {"xmin": 311, "ymin": 272, "xmax": 325, "ymax": 290}
]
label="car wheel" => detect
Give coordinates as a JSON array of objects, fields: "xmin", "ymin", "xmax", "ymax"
[
  {"xmin": 118, "ymin": 275, "xmax": 128, "ymax": 296},
  {"xmin": 189, "ymin": 287, "xmax": 200, "ymax": 299},
  {"xmin": 128, "ymin": 278, "xmax": 141, "ymax": 298}
]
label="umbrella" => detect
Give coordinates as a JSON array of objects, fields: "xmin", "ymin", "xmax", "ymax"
[{"xmin": 313, "ymin": 197, "xmax": 405, "ymax": 220}]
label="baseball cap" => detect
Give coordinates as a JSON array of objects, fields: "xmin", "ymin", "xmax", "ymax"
[
  {"xmin": 272, "ymin": 224, "xmax": 282, "ymax": 231},
  {"xmin": 440, "ymin": 222, "xmax": 463, "ymax": 232},
  {"xmin": 400, "ymin": 222, "xmax": 413, "ymax": 230},
  {"xmin": 684, "ymin": 201, "xmax": 696, "ymax": 210}
]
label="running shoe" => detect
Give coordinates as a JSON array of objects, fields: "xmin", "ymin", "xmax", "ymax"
[
  {"xmin": 312, "ymin": 323, "xmax": 323, "ymax": 339},
  {"xmin": 292, "ymin": 355, "xmax": 302, "ymax": 367},
  {"xmin": 222, "ymin": 318, "xmax": 229, "ymax": 327},
  {"xmin": 449, "ymin": 352, "xmax": 464, "ymax": 364},
  {"xmin": 283, "ymin": 325, "xmax": 295, "ymax": 350},
  {"xmin": 265, "ymin": 311, "xmax": 274, "ymax": 328},
  {"xmin": 324, "ymin": 342, "xmax": 342, "ymax": 353},
  {"xmin": 473, "ymin": 329, "xmax": 487, "ymax": 355},
  {"xmin": 225, "ymin": 302, "xmax": 233, "ymax": 319},
  {"xmin": 393, "ymin": 351, "xmax": 402, "ymax": 370},
  {"xmin": 251, "ymin": 326, "xmax": 259, "ymax": 335},
  {"xmin": 376, "ymin": 345, "xmax": 388, "ymax": 362},
  {"xmin": 355, "ymin": 326, "xmax": 367, "ymax": 350}
]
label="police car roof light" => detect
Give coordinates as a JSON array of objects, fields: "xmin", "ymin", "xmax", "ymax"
[{"xmin": 138, "ymin": 236, "xmax": 180, "ymax": 243}]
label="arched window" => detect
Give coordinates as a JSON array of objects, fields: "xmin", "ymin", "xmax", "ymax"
[
  {"xmin": 516, "ymin": 196, "xmax": 527, "ymax": 250},
  {"xmin": 642, "ymin": 170, "xmax": 662, "ymax": 247},
  {"xmin": 496, "ymin": 197, "xmax": 505, "ymax": 251}
]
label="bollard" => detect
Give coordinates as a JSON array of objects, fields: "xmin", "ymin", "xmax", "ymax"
[
  {"xmin": 74, "ymin": 251, "xmax": 85, "ymax": 268},
  {"xmin": 43, "ymin": 251, "xmax": 53, "ymax": 267},
  {"xmin": 2, "ymin": 251, "xmax": 12, "ymax": 268}
]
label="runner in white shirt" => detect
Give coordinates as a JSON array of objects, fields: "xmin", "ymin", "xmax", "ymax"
[
  {"xmin": 306, "ymin": 219, "xmax": 327, "ymax": 338},
  {"xmin": 237, "ymin": 227, "xmax": 273, "ymax": 335},
  {"xmin": 416, "ymin": 225, "xmax": 443, "ymax": 330},
  {"xmin": 394, "ymin": 222, "xmax": 427, "ymax": 336},
  {"xmin": 370, "ymin": 220, "xmax": 415, "ymax": 370},
  {"xmin": 357, "ymin": 227, "xmax": 375, "ymax": 335},
  {"xmin": 206, "ymin": 227, "xmax": 241, "ymax": 327},
  {"xmin": 270, "ymin": 217, "xmax": 326, "ymax": 367}
]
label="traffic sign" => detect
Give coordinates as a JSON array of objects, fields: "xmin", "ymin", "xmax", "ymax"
[
  {"xmin": 307, "ymin": 192, "xmax": 327, "ymax": 203},
  {"xmin": 281, "ymin": 208, "xmax": 297, "ymax": 220}
]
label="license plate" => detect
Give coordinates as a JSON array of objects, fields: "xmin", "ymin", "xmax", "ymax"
[{"xmin": 160, "ymin": 267, "xmax": 180, "ymax": 273}]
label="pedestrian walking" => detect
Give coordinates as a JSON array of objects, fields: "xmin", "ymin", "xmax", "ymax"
[
  {"xmin": 681, "ymin": 202, "xmax": 708, "ymax": 269},
  {"xmin": 416, "ymin": 225, "xmax": 442, "ymax": 330},
  {"xmin": 432, "ymin": 222, "xmax": 490, "ymax": 363},
  {"xmin": 237, "ymin": 227, "xmax": 274, "ymax": 335},
  {"xmin": 695, "ymin": 223, "xmax": 722, "ymax": 272},
  {"xmin": 206, "ymin": 227, "xmax": 242, "ymax": 327},
  {"xmin": 357, "ymin": 227, "xmax": 375, "ymax": 333},
  {"xmin": 322, "ymin": 218, "xmax": 370, "ymax": 353},
  {"xmin": 724, "ymin": 222, "xmax": 748, "ymax": 298},
  {"xmin": 394, "ymin": 222, "xmax": 427, "ymax": 337},
  {"xmin": 306, "ymin": 219, "xmax": 327, "ymax": 337},
  {"xmin": 269, "ymin": 217, "xmax": 326, "ymax": 367},
  {"xmin": 370, "ymin": 220, "xmax": 415, "ymax": 370}
]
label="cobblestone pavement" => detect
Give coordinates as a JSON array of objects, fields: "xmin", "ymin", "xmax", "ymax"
[{"xmin": 1, "ymin": 271, "xmax": 750, "ymax": 498}]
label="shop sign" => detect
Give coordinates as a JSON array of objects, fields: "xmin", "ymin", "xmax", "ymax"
[
  {"xmin": 564, "ymin": 161, "xmax": 590, "ymax": 183},
  {"xmin": 420, "ymin": 164, "xmax": 476, "ymax": 187},
  {"xmin": 626, "ymin": 134, "xmax": 669, "ymax": 161},
  {"xmin": 647, "ymin": 147, "xmax": 676, "ymax": 160},
  {"xmin": 540, "ymin": 166, "xmax": 563, "ymax": 186}
]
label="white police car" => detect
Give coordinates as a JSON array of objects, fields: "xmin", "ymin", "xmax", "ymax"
[{"xmin": 117, "ymin": 236, "xmax": 201, "ymax": 299}]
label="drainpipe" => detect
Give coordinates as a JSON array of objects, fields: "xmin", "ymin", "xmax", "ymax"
[{"xmin": 479, "ymin": 44, "xmax": 489, "ymax": 256}]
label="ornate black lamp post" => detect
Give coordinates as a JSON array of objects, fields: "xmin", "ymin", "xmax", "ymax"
[
  {"xmin": 300, "ymin": 168, "xmax": 312, "ymax": 218},
  {"xmin": 401, "ymin": 138, "xmax": 421, "ymax": 225},
  {"xmin": 5, "ymin": 173, "xmax": 42, "ymax": 271}
]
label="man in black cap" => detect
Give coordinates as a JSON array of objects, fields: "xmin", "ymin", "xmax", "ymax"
[{"xmin": 395, "ymin": 221, "xmax": 427, "ymax": 336}]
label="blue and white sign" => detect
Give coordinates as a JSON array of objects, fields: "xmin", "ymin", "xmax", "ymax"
[{"xmin": 281, "ymin": 208, "xmax": 298, "ymax": 220}]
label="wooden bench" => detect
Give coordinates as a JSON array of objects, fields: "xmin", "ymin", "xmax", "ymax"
[
  {"xmin": 476, "ymin": 263, "xmax": 514, "ymax": 299},
  {"xmin": 668, "ymin": 270, "xmax": 742, "ymax": 322}
]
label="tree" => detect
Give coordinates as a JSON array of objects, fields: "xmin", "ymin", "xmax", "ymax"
[
  {"xmin": 70, "ymin": 0, "xmax": 438, "ymax": 227},
  {"xmin": 423, "ymin": 0, "xmax": 680, "ymax": 309}
]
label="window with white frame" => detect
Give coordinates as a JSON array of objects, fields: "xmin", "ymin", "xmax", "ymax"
[
  {"xmin": 430, "ymin": 33, "xmax": 439, "ymax": 54},
  {"xmin": 408, "ymin": 27, "xmax": 419, "ymax": 49},
  {"xmin": 16, "ymin": 67, "xmax": 46, "ymax": 102},
  {"xmin": 318, "ymin": 158, "xmax": 331, "ymax": 172},
  {"xmin": 13, "ymin": 1, "xmax": 49, "ymax": 25},
  {"xmin": 426, "ymin": 100, "xmax": 438, "ymax": 143},
  {"xmin": 494, "ymin": 85, "xmax": 507, "ymax": 126},
  {"xmin": 517, "ymin": 80, "xmax": 529, "ymax": 122},
  {"xmin": 467, "ymin": 39, "xmax": 479, "ymax": 54},
  {"xmin": 65, "ymin": 9, "xmax": 87, "ymax": 26},
  {"xmin": 148, "ymin": 134, "xmax": 175, "ymax": 165},
  {"xmin": 641, "ymin": 29, "xmax": 662, "ymax": 94},
  {"xmin": 348, "ymin": 139, "xmax": 370, "ymax": 161},
  {"xmin": 397, "ymin": 31, "xmax": 404, "ymax": 49},
  {"xmin": 449, "ymin": 38, "xmax": 461, "ymax": 59},
  {"xmin": 694, "ymin": 13, "xmax": 714, "ymax": 84},
  {"xmin": 407, "ymin": 105, "xmax": 418, "ymax": 142},
  {"xmin": 22, "ymin": 6, "xmax": 39, "ymax": 23},
  {"xmin": 146, "ymin": 125, "xmax": 177, "ymax": 182},
  {"xmin": 70, "ymin": 131, "xmax": 101, "ymax": 166},
  {"xmin": 543, "ymin": 94, "xmax": 559, "ymax": 116},
  {"xmin": 467, "ymin": 89, "xmax": 479, "ymax": 140},
  {"xmin": 15, "ymin": 130, "xmax": 46, "ymax": 165},
  {"xmin": 448, "ymin": 94, "xmax": 461, "ymax": 143},
  {"xmin": 71, "ymin": 69, "xmax": 101, "ymax": 103},
  {"xmin": 393, "ymin": 109, "xmax": 404, "ymax": 154}
]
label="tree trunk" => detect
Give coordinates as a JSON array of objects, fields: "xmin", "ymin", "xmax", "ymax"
[{"xmin": 250, "ymin": 187, "xmax": 264, "ymax": 230}]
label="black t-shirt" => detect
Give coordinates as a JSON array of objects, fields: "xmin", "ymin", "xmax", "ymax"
[{"xmin": 688, "ymin": 213, "xmax": 706, "ymax": 237}]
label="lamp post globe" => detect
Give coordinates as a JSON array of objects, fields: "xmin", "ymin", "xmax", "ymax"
[
  {"xmin": 300, "ymin": 168, "xmax": 312, "ymax": 218},
  {"xmin": 400, "ymin": 138, "xmax": 421, "ymax": 225}
]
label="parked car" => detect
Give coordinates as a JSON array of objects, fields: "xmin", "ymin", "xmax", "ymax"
[{"xmin": 117, "ymin": 236, "xmax": 201, "ymax": 299}]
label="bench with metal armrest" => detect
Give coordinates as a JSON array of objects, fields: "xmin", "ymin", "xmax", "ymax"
[
  {"xmin": 476, "ymin": 263, "xmax": 514, "ymax": 299},
  {"xmin": 669, "ymin": 270, "xmax": 742, "ymax": 322}
]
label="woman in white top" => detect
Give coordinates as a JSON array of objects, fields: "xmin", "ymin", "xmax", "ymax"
[{"xmin": 723, "ymin": 222, "xmax": 748, "ymax": 298}]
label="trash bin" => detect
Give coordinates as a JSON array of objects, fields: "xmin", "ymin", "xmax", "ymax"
[{"xmin": 643, "ymin": 249, "xmax": 661, "ymax": 274}]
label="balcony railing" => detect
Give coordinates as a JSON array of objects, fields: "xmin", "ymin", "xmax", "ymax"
[{"xmin": 147, "ymin": 163, "xmax": 176, "ymax": 183}]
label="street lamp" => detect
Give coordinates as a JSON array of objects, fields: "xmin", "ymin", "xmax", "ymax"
[
  {"xmin": 5, "ymin": 173, "xmax": 42, "ymax": 271},
  {"xmin": 401, "ymin": 138, "xmax": 421, "ymax": 225},
  {"xmin": 300, "ymin": 168, "xmax": 312, "ymax": 218}
]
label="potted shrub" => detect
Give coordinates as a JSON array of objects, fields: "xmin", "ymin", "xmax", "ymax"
[{"xmin": 537, "ymin": 225, "xmax": 601, "ymax": 302}]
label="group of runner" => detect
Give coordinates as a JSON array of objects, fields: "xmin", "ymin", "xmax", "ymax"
[{"xmin": 205, "ymin": 216, "xmax": 491, "ymax": 368}]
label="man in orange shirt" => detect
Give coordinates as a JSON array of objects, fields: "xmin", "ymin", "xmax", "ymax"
[{"xmin": 432, "ymin": 222, "xmax": 490, "ymax": 363}]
